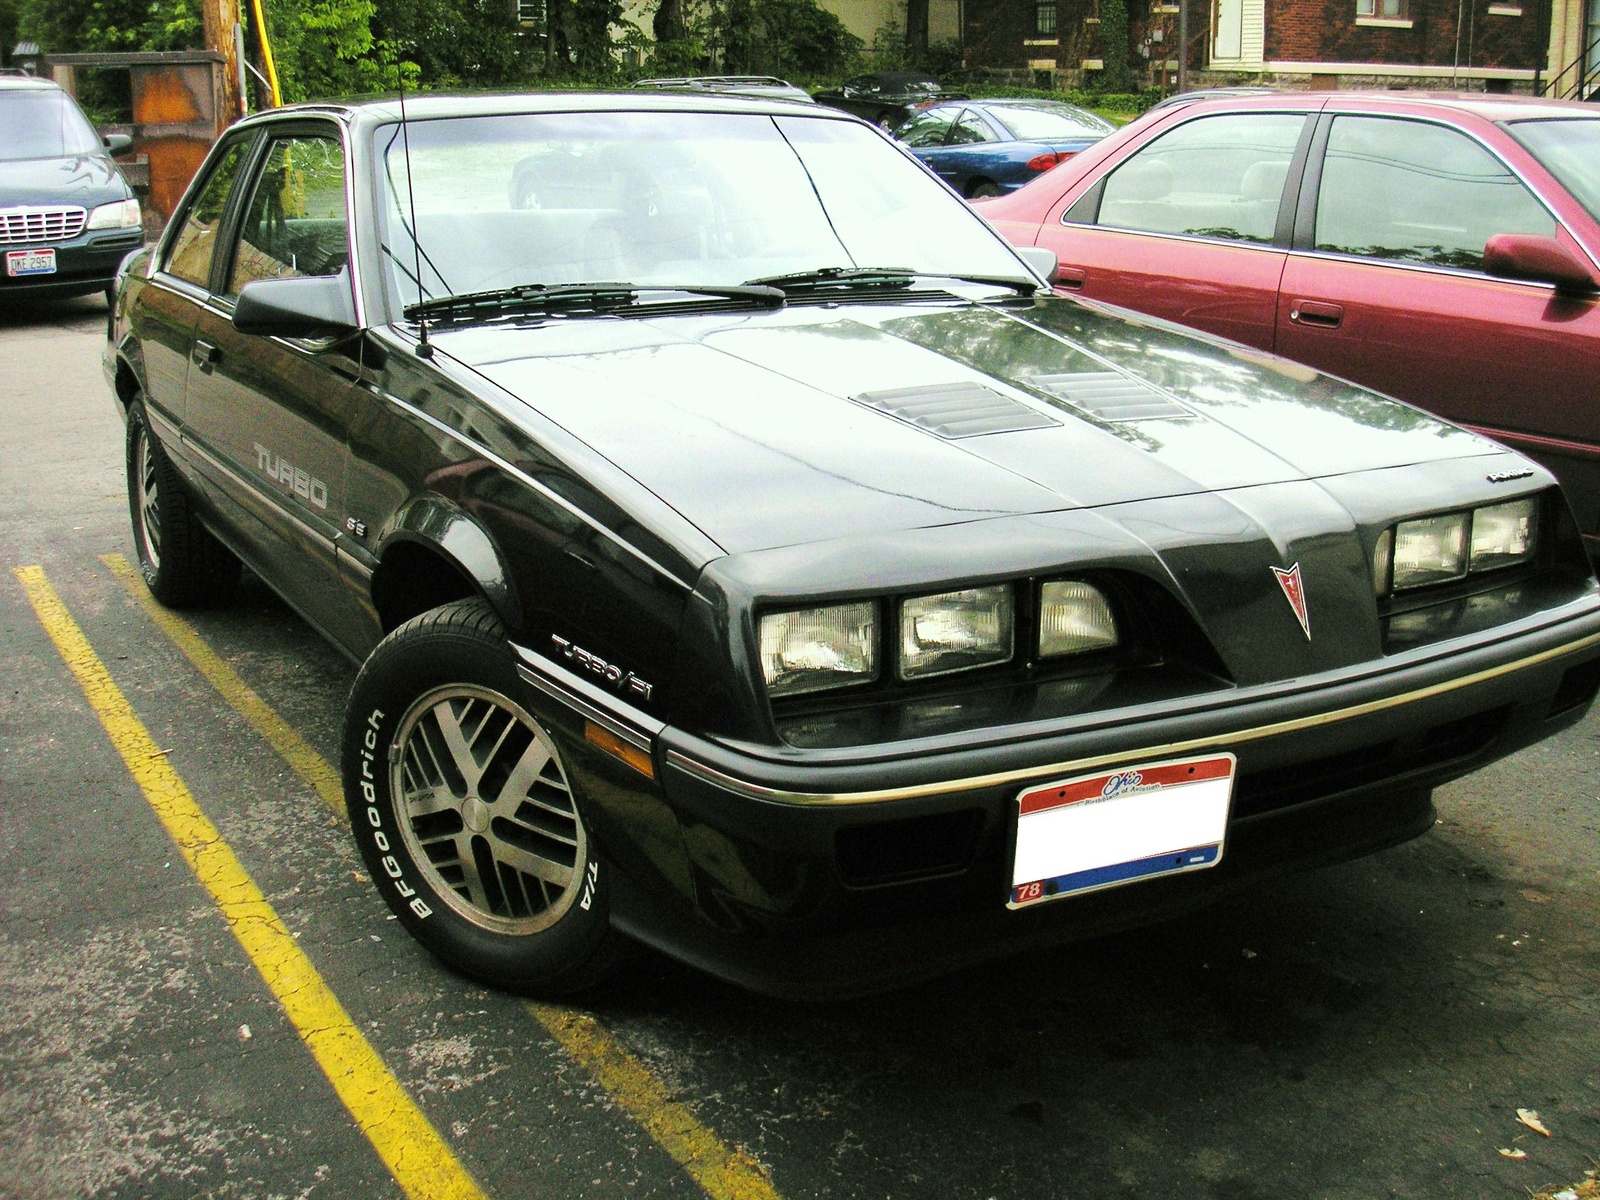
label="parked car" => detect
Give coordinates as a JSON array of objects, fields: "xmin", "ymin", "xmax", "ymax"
[
  {"xmin": 1, "ymin": 74, "xmax": 141, "ymax": 303},
  {"xmin": 895, "ymin": 98, "xmax": 1115, "ymax": 198},
  {"xmin": 630, "ymin": 76, "xmax": 813, "ymax": 102},
  {"xmin": 1143, "ymin": 86, "xmax": 1278, "ymax": 113},
  {"xmin": 979, "ymin": 92, "xmax": 1600, "ymax": 558},
  {"xmin": 106, "ymin": 90, "xmax": 1600, "ymax": 1000},
  {"xmin": 812, "ymin": 70, "xmax": 965, "ymax": 128}
]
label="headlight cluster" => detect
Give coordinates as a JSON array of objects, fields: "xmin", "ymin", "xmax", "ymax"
[
  {"xmin": 87, "ymin": 198, "xmax": 141, "ymax": 231},
  {"xmin": 1372, "ymin": 498, "xmax": 1537, "ymax": 596},
  {"xmin": 759, "ymin": 581, "xmax": 1118, "ymax": 699}
]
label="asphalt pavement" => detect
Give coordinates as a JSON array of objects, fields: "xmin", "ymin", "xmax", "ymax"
[{"xmin": 1, "ymin": 293, "xmax": 1597, "ymax": 1200}]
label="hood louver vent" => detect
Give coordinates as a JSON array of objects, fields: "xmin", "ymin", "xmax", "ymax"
[
  {"xmin": 853, "ymin": 382, "xmax": 1059, "ymax": 439},
  {"xmin": 1031, "ymin": 372, "xmax": 1195, "ymax": 422}
]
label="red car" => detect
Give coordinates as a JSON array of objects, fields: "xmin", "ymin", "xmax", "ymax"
[{"xmin": 980, "ymin": 92, "xmax": 1600, "ymax": 556}]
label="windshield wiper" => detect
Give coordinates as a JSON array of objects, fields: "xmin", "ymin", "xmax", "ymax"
[
  {"xmin": 743, "ymin": 266, "xmax": 1039, "ymax": 296},
  {"xmin": 406, "ymin": 281, "xmax": 785, "ymax": 323}
]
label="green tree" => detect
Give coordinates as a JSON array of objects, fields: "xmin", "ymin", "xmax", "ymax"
[{"xmin": 1097, "ymin": 0, "xmax": 1134, "ymax": 92}]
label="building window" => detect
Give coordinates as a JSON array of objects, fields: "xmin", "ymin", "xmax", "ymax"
[
  {"xmin": 1356, "ymin": 0, "xmax": 1409, "ymax": 18},
  {"xmin": 1037, "ymin": 2, "xmax": 1059, "ymax": 34}
]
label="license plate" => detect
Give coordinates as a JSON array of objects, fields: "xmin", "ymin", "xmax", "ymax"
[
  {"xmin": 1009, "ymin": 753, "xmax": 1235, "ymax": 908},
  {"xmin": 5, "ymin": 248, "xmax": 56, "ymax": 277}
]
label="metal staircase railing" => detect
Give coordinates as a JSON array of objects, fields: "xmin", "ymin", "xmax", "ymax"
[{"xmin": 1538, "ymin": 28, "xmax": 1600, "ymax": 99}]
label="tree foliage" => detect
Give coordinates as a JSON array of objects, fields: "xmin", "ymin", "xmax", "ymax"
[{"xmin": 1096, "ymin": 0, "xmax": 1134, "ymax": 92}]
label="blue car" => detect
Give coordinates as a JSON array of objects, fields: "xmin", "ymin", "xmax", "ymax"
[{"xmin": 894, "ymin": 99, "xmax": 1116, "ymax": 199}]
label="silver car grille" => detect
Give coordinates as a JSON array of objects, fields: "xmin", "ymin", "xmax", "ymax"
[{"xmin": 0, "ymin": 206, "xmax": 89, "ymax": 245}]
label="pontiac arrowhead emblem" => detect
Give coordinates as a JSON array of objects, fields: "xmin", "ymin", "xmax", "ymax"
[{"xmin": 1271, "ymin": 562, "xmax": 1311, "ymax": 640}]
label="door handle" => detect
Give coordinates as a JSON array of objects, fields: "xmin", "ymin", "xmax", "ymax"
[
  {"xmin": 1288, "ymin": 299, "xmax": 1343, "ymax": 328},
  {"xmin": 192, "ymin": 339, "xmax": 222, "ymax": 370},
  {"xmin": 1057, "ymin": 266, "xmax": 1087, "ymax": 290}
]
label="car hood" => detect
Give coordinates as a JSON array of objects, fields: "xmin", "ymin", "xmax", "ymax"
[
  {"xmin": 442, "ymin": 296, "xmax": 1494, "ymax": 555},
  {"xmin": 0, "ymin": 153, "xmax": 129, "ymax": 207}
]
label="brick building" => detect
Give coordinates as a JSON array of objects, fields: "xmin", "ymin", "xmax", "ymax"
[{"xmin": 965, "ymin": 0, "xmax": 1568, "ymax": 93}]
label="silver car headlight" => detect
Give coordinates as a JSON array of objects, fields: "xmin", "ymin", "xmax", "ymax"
[
  {"xmin": 759, "ymin": 602, "xmax": 877, "ymax": 697},
  {"xmin": 1375, "ymin": 498, "xmax": 1539, "ymax": 595},
  {"xmin": 1469, "ymin": 498, "xmax": 1537, "ymax": 572},
  {"xmin": 1391, "ymin": 513, "xmax": 1469, "ymax": 591},
  {"xmin": 1038, "ymin": 580, "xmax": 1118, "ymax": 656},
  {"xmin": 87, "ymin": 198, "xmax": 142, "ymax": 230},
  {"xmin": 899, "ymin": 585, "xmax": 1012, "ymax": 679}
]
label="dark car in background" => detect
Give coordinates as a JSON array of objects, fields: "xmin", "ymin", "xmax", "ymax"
[
  {"xmin": 105, "ymin": 90, "xmax": 1600, "ymax": 1001},
  {"xmin": 895, "ymin": 98, "xmax": 1115, "ymax": 198},
  {"xmin": 1, "ymin": 74, "xmax": 141, "ymax": 303},
  {"xmin": 980, "ymin": 92, "xmax": 1600, "ymax": 557},
  {"xmin": 812, "ymin": 70, "xmax": 965, "ymax": 128}
]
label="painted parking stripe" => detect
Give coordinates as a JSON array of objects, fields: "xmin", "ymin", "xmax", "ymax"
[
  {"xmin": 15, "ymin": 565, "xmax": 490, "ymax": 1200},
  {"xmin": 99, "ymin": 553, "xmax": 787, "ymax": 1200},
  {"xmin": 100, "ymin": 554, "xmax": 344, "ymax": 814}
]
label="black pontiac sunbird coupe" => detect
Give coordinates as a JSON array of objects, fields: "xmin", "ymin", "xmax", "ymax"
[{"xmin": 106, "ymin": 92, "xmax": 1600, "ymax": 999}]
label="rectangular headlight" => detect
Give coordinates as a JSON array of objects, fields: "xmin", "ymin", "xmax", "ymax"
[
  {"xmin": 1039, "ymin": 580, "xmax": 1118, "ymax": 656},
  {"xmin": 1392, "ymin": 513, "xmax": 1468, "ymax": 590},
  {"xmin": 1470, "ymin": 498, "xmax": 1537, "ymax": 572},
  {"xmin": 759, "ymin": 603, "xmax": 877, "ymax": 697},
  {"xmin": 87, "ymin": 198, "xmax": 141, "ymax": 230},
  {"xmin": 899, "ymin": 586, "xmax": 1013, "ymax": 680}
]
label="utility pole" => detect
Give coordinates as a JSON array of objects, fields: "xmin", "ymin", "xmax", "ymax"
[
  {"xmin": 1178, "ymin": 0, "xmax": 1190, "ymax": 92},
  {"xmin": 201, "ymin": 0, "xmax": 243, "ymax": 120}
]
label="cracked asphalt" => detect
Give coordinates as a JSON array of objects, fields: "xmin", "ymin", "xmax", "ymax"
[{"xmin": 1, "ymin": 293, "xmax": 1597, "ymax": 1200}]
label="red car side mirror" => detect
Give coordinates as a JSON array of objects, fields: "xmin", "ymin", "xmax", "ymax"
[{"xmin": 1483, "ymin": 233, "xmax": 1600, "ymax": 296}]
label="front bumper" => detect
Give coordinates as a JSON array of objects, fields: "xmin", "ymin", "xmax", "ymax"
[
  {"xmin": 516, "ymin": 595, "xmax": 1600, "ymax": 999},
  {"xmin": 0, "ymin": 230, "xmax": 143, "ymax": 300}
]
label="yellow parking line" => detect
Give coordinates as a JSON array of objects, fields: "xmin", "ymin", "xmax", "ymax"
[
  {"xmin": 101, "ymin": 554, "xmax": 343, "ymax": 815},
  {"xmin": 97, "ymin": 554, "xmax": 786, "ymax": 1200},
  {"xmin": 530, "ymin": 1003, "xmax": 782, "ymax": 1200},
  {"xmin": 15, "ymin": 565, "xmax": 490, "ymax": 1200}
]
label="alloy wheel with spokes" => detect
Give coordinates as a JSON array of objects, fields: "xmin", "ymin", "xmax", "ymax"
[
  {"xmin": 133, "ymin": 424, "xmax": 163, "ymax": 571},
  {"xmin": 393, "ymin": 684, "xmax": 586, "ymax": 935}
]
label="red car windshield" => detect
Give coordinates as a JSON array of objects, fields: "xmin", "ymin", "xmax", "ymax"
[
  {"xmin": 1505, "ymin": 117, "xmax": 1600, "ymax": 226},
  {"xmin": 0, "ymin": 88, "xmax": 103, "ymax": 161}
]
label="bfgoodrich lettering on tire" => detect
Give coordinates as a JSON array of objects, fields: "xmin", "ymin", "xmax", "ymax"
[{"xmin": 342, "ymin": 597, "xmax": 625, "ymax": 993}]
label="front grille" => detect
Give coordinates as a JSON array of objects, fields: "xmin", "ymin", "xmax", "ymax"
[{"xmin": 0, "ymin": 206, "xmax": 88, "ymax": 245}]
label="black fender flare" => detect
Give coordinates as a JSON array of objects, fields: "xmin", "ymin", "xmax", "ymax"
[{"xmin": 376, "ymin": 497, "xmax": 523, "ymax": 631}]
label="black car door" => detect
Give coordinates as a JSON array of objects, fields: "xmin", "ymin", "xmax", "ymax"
[
  {"xmin": 133, "ymin": 135, "xmax": 254, "ymax": 446},
  {"xmin": 182, "ymin": 122, "xmax": 370, "ymax": 650}
]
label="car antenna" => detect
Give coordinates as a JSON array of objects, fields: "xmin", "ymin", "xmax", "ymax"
[{"xmin": 396, "ymin": 63, "xmax": 432, "ymax": 359}]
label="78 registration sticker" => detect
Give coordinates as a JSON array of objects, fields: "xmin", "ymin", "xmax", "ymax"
[{"xmin": 1009, "ymin": 754, "xmax": 1235, "ymax": 908}]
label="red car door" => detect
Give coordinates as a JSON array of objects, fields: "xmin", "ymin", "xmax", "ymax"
[
  {"xmin": 1276, "ymin": 110, "xmax": 1600, "ymax": 540},
  {"xmin": 1026, "ymin": 109, "xmax": 1313, "ymax": 351}
]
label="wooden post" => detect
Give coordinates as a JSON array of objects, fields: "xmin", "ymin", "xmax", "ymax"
[{"xmin": 201, "ymin": 0, "xmax": 243, "ymax": 120}]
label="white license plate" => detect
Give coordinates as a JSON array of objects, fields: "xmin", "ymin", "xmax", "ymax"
[
  {"xmin": 1009, "ymin": 753, "xmax": 1235, "ymax": 908},
  {"xmin": 5, "ymin": 248, "xmax": 57, "ymax": 277}
]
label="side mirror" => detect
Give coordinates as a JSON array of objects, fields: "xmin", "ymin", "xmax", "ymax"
[
  {"xmin": 102, "ymin": 132, "xmax": 134, "ymax": 156},
  {"xmin": 1483, "ymin": 233, "xmax": 1600, "ymax": 295},
  {"xmin": 233, "ymin": 272, "xmax": 359, "ymax": 340},
  {"xmin": 1017, "ymin": 245, "xmax": 1059, "ymax": 285}
]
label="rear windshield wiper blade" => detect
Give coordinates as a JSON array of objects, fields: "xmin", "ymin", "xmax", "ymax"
[
  {"xmin": 743, "ymin": 266, "xmax": 1040, "ymax": 296},
  {"xmin": 405, "ymin": 281, "xmax": 785, "ymax": 323}
]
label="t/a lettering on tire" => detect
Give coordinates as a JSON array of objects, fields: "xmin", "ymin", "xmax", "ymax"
[{"xmin": 342, "ymin": 598, "xmax": 624, "ymax": 994}]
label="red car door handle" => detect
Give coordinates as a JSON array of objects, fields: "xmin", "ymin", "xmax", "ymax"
[
  {"xmin": 1057, "ymin": 266, "xmax": 1087, "ymax": 290},
  {"xmin": 1289, "ymin": 299, "xmax": 1343, "ymax": 328}
]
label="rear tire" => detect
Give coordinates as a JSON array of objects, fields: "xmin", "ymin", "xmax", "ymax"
[
  {"xmin": 967, "ymin": 180, "xmax": 1002, "ymax": 199},
  {"xmin": 125, "ymin": 398, "xmax": 240, "ymax": 607},
  {"xmin": 342, "ymin": 598, "xmax": 629, "ymax": 995}
]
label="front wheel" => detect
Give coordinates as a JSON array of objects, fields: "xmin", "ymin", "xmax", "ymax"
[{"xmin": 342, "ymin": 598, "xmax": 627, "ymax": 994}]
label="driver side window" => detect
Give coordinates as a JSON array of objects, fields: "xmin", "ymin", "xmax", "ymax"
[{"xmin": 227, "ymin": 134, "xmax": 349, "ymax": 297}]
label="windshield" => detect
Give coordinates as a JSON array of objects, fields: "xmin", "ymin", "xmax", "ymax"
[
  {"xmin": 992, "ymin": 104, "xmax": 1115, "ymax": 141},
  {"xmin": 1505, "ymin": 117, "xmax": 1600, "ymax": 225},
  {"xmin": 374, "ymin": 109, "xmax": 1031, "ymax": 315},
  {"xmin": 0, "ymin": 88, "xmax": 104, "ymax": 161}
]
